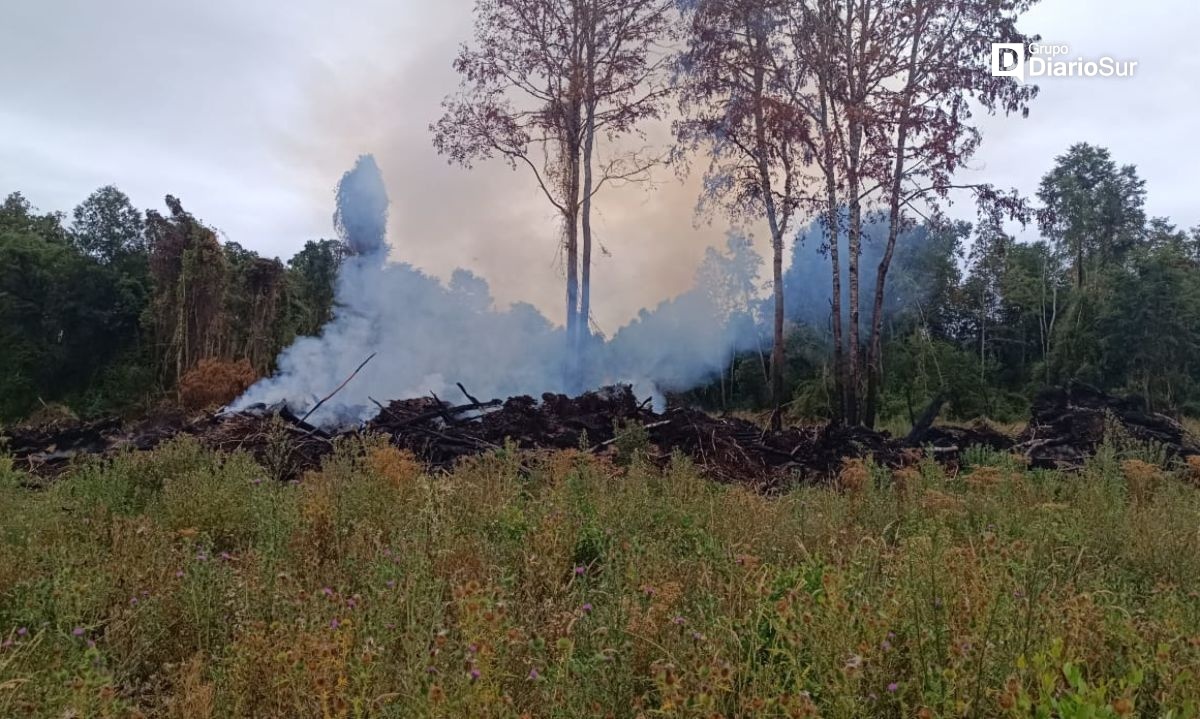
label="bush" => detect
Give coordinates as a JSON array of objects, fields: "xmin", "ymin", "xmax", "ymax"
[{"xmin": 177, "ymin": 358, "xmax": 257, "ymax": 411}]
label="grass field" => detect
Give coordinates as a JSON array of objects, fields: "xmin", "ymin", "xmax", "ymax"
[{"xmin": 2, "ymin": 436, "xmax": 1200, "ymax": 718}]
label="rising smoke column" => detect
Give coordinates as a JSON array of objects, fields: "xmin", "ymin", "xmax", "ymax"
[
  {"xmin": 233, "ymin": 156, "xmax": 765, "ymax": 425},
  {"xmin": 333, "ymin": 155, "xmax": 389, "ymax": 257}
]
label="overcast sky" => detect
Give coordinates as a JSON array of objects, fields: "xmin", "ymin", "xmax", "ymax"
[{"xmin": 3, "ymin": 0, "xmax": 1198, "ymax": 331}]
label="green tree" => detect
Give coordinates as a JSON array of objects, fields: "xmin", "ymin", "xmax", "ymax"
[
  {"xmin": 71, "ymin": 185, "xmax": 146, "ymax": 265},
  {"xmin": 1037, "ymin": 143, "xmax": 1146, "ymax": 289},
  {"xmin": 287, "ymin": 239, "xmax": 347, "ymax": 336}
]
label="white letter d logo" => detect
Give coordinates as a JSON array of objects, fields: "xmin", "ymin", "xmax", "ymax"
[{"xmin": 991, "ymin": 43, "xmax": 1025, "ymax": 82}]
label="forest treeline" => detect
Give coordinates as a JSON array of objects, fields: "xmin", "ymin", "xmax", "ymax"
[
  {"xmin": 688, "ymin": 144, "xmax": 1200, "ymax": 423},
  {"xmin": 3, "ymin": 142, "xmax": 1198, "ymax": 425},
  {"xmin": 0, "ymin": 187, "xmax": 346, "ymax": 421}
]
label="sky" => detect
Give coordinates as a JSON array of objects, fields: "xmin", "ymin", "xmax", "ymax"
[{"xmin": 3, "ymin": 0, "xmax": 1198, "ymax": 332}]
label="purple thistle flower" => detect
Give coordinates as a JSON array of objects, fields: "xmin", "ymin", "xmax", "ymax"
[
  {"xmin": 692, "ymin": 631, "xmax": 705, "ymax": 641},
  {"xmin": 881, "ymin": 640, "xmax": 892, "ymax": 651},
  {"xmin": 220, "ymin": 552, "xmax": 232, "ymax": 561},
  {"xmin": 582, "ymin": 603, "xmax": 593, "ymax": 613},
  {"xmin": 129, "ymin": 597, "xmax": 139, "ymax": 606},
  {"xmin": 469, "ymin": 667, "xmax": 481, "ymax": 681},
  {"xmin": 386, "ymin": 580, "xmax": 396, "ymax": 589},
  {"xmin": 175, "ymin": 570, "xmax": 185, "ymax": 578},
  {"xmin": 887, "ymin": 682, "xmax": 899, "ymax": 693},
  {"xmin": 574, "ymin": 565, "xmax": 586, "ymax": 576},
  {"xmin": 330, "ymin": 618, "xmax": 341, "ymax": 629},
  {"xmin": 672, "ymin": 615, "xmax": 686, "ymax": 625},
  {"xmin": 16, "ymin": 627, "xmax": 27, "ymax": 637},
  {"xmin": 346, "ymin": 597, "xmax": 357, "ymax": 609},
  {"xmin": 72, "ymin": 627, "xmax": 84, "ymax": 637},
  {"xmin": 322, "ymin": 586, "xmax": 334, "ymax": 597},
  {"xmin": 528, "ymin": 667, "xmax": 540, "ymax": 680}
]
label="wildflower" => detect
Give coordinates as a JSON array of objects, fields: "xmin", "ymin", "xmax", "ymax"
[
  {"xmin": 887, "ymin": 682, "xmax": 899, "ymax": 694},
  {"xmin": 251, "ymin": 477, "xmax": 263, "ymax": 485},
  {"xmin": 1111, "ymin": 697, "xmax": 1135, "ymax": 717},
  {"xmin": 528, "ymin": 667, "xmax": 540, "ymax": 680},
  {"xmin": 881, "ymin": 639, "xmax": 892, "ymax": 651},
  {"xmin": 574, "ymin": 565, "xmax": 586, "ymax": 576},
  {"xmin": 129, "ymin": 596, "xmax": 139, "ymax": 606},
  {"xmin": 469, "ymin": 667, "xmax": 481, "ymax": 682},
  {"xmin": 322, "ymin": 586, "xmax": 334, "ymax": 597},
  {"xmin": 582, "ymin": 603, "xmax": 593, "ymax": 613},
  {"xmin": 692, "ymin": 631, "xmax": 704, "ymax": 642},
  {"xmin": 426, "ymin": 666, "xmax": 438, "ymax": 674},
  {"xmin": 672, "ymin": 615, "xmax": 686, "ymax": 625},
  {"xmin": 330, "ymin": 618, "xmax": 341, "ymax": 629},
  {"xmin": 220, "ymin": 552, "xmax": 232, "ymax": 561},
  {"xmin": 16, "ymin": 627, "xmax": 27, "ymax": 637},
  {"xmin": 175, "ymin": 570, "xmax": 184, "ymax": 578},
  {"xmin": 72, "ymin": 627, "xmax": 85, "ymax": 637},
  {"xmin": 347, "ymin": 597, "xmax": 357, "ymax": 609},
  {"xmin": 386, "ymin": 580, "xmax": 396, "ymax": 589}
]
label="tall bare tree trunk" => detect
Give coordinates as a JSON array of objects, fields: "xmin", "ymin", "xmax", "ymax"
[
  {"xmin": 845, "ymin": 137, "xmax": 862, "ymax": 426},
  {"xmin": 818, "ymin": 85, "xmax": 847, "ymax": 425},
  {"xmin": 580, "ymin": 4, "xmax": 597, "ymax": 357},
  {"xmin": 864, "ymin": 104, "xmax": 912, "ymax": 428},
  {"xmin": 748, "ymin": 30, "xmax": 788, "ymax": 431}
]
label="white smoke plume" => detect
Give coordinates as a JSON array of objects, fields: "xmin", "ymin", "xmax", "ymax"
[{"xmin": 232, "ymin": 156, "xmax": 764, "ymax": 425}]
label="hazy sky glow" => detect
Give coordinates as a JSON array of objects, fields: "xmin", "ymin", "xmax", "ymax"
[{"xmin": 3, "ymin": 0, "xmax": 1198, "ymax": 331}]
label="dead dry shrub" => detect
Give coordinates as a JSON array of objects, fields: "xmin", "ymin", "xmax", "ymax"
[
  {"xmin": 365, "ymin": 445, "xmax": 422, "ymax": 488},
  {"xmin": 1121, "ymin": 459, "xmax": 1163, "ymax": 505},
  {"xmin": 836, "ymin": 458, "xmax": 870, "ymax": 495},
  {"xmin": 178, "ymin": 358, "xmax": 257, "ymax": 411},
  {"xmin": 167, "ymin": 655, "xmax": 215, "ymax": 719},
  {"xmin": 919, "ymin": 489, "xmax": 966, "ymax": 514},
  {"xmin": 891, "ymin": 466, "xmax": 921, "ymax": 500},
  {"xmin": 1183, "ymin": 455, "xmax": 1200, "ymax": 486}
]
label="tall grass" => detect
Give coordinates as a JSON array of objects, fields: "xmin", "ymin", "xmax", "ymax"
[{"xmin": 1, "ymin": 438, "xmax": 1199, "ymax": 717}]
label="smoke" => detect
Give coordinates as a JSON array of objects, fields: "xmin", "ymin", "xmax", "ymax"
[
  {"xmin": 783, "ymin": 215, "xmax": 968, "ymax": 333},
  {"xmin": 333, "ymin": 155, "xmax": 389, "ymax": 257},
  {"xmin": 232, "ymin": 160, "xmax": 764, "ymax": 425}
]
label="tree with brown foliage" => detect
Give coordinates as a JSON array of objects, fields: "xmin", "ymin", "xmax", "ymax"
[
  {"xmin": 146, "ymin": 196, "xmax": 229, "ymax": 384},
  {"xmin": 676, "ymin": 0, "xmax": 813, "ymax": 428},
  {"xmin": 783, "ymin": 0, "xmax": 1038, "ymax": 426},
  {"xmin": 433, "ymin": 0, "xmax": 672, "ymax": 371}
]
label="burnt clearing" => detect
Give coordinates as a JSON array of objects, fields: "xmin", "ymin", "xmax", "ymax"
[{"xmin": 4, "ymin": 383, "xmax": 1197, "ymax": 489}]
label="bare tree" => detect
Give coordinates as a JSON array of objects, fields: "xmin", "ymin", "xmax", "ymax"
[
  {"xmin": 788, "ymin": 0, "xmax": 1037, "ymax": 426},
  {"xmin": 676, "ymin": 0, "xmax": 814, "ymax": 429},
  {"xmin": 433, "ymin": 0, "xmax": 672, "ymax": 374},
  {"xmin": 860, "ymin": 0, "xmax": 1038, "ymax": 426}
]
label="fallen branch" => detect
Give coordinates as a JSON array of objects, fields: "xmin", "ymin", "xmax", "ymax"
[{"xmin": 300, "ymin": 352, "xmax": 377, "ymax": 425}]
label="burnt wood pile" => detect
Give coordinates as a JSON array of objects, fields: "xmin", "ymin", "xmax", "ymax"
[
  {"xmin": 1016, "ymin": 382, "xmax": 1200, "ymax": 469},
  {"xmin": 4, "ymin": 383, "xmax": 1198, "ymax": 485}
]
